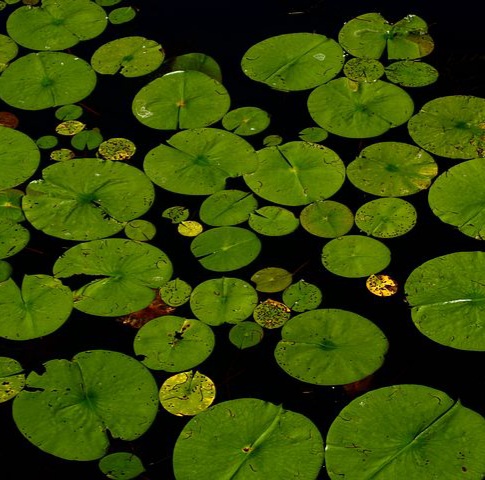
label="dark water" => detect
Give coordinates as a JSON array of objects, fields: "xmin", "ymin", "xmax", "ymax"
[{"xmin": 1, "ymin": 0, "xmax": 484, "ymax": 479}]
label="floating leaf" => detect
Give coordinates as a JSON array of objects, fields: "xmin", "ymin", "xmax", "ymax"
[
  {"xmin": 300, "ymin": 200, "xmax": 354, "ymax": 238},
  {"xmin": 275, "ymin": 309, "xmax": 389, "ymax": 385},
  {"xmin": 50, "ymin": 148, "xmax": 75, "ymax": 161},
  {"xmin": 308, "ymin": 78, "xmax": 414, "ymax": 138},
  {"xmin": 108, "ymin": 6, "xmax": 136, "ymax": 24},
  {"xmin": 0, "ymin": 52, "xmax": 97, "ymax": 110},
  {"xmin": 178, "ymin": 220, "xmax": 203, "ymax": 237},
  {"xmin": 173, "ymin": 398, "xmax": 324, "ymax": 479},
  {"xmin": 298, "ymin": 126, "xmax": 328, "ymax": 142},
  {"xmin": 36, "ymin": 135, "xmax": 58, "ymax": 149},
  {"xmin": 366, "ymin": 274, "xmax": 398, "ymax": 297},
  {"xmin": 159, "ymin": 278, "xmax": 192, "ymax": 307},
  {"xmin": 251, "ymin": 267, "xmax": 292, "ymax": 293},
  {"xmin": 0, "ymin": 188, "xmax": 24, "ymax": 222},
  {"xmin": 55, "ymin": 104, "xmax": 83, "ymax": 120},
  {"xmin": 0, "ymin": 33, "xmax": 18, "ymax": 71},
  {"xmin": 0, "ymin": 220, "xmax": 30, "ymax": 259},
  {"xmin": 53, "ymin": 238, "xmax": 173, "ymax": 316},
  {"xmin": 71, "ymin": 128, "xmax": 103, "ymax": 150},
  {"xmin": 169, "ymin": 52, "xmax": 222, "ymax": 82},
  {"xmin": 159, "ymin": 370, "xmax": 216, "ymax": 416},
  {"xmin": 13, "ymin": 350, "xmax": 159, "ymax": 460},
  {"xmin": 91, "ymin": 36, "xmax": 164, "ymax": 77},
  {"xmin": 263, "ymin": 134, "xmax": 283, "ymax": 146},
  {"xmin": 0, "ymin": 357, "xmax": 25, "ymax": 402},
  {"xmin": 23, "ymin": 158, "xmax": 155, "ymax": 241},
  {"xmin": 190, "ymin": 226, "xmax": 261, "ymax": 272},
  {"xmin": 0, "ymin": 260, "xmax": 12, "ymax": 281},
  {"xmin": 222, "ymin": 106, "xmax": 270, "ymax": 136},
  {"xmin": 343, "ymin": 57, "xmax": 384, "ymax": 82},
  {"xmin": 248, "ymin": 206, "xmax": 300, "ymax": 236},
  {"xmin": 133, "ymin": 316, "xmax": 215, "ymax": 372},
  {"xmin": 0, "ymin": 110, "xmax": 18, "ymax": 127},
  {"xmin": 99, "ymin": 452, "xmax": 145, "ymax": 480},
  {"xmin": 97, "ymin": 137, "xmax": 136, "ymax": 160},
  {"xmin": 244, "ymin": 141, "xmax": 346, "ymax": 206},
  {"xmin": 162, "ymin": 206, "xmax": 189, "ymax": 224},
  {"xmin": 241, "ymin": 32, "xmax": 344, "ymax": 91},
  {"xmin": 325, "ymin": 384, "xmax": 485, "ymax": 479},
  {"xmin": 322, "ymin": 235, "xmax": 391, "ymax": 278},
  {"xmin": 190, "ymin": 277, "xmax": 258, "ymax": 325},
  {"xmin": 229, "ymin": 321, "xmax": 264, "ymax": 349},
  {"xmin": 385, "ymin": 60, "xmax": 439, "ymax": 87},
  {"xmin": 405, "ymin": 251, "xmax": 485, "ymax": 351},
  {"xmin": 124, "ymin": 219, "xmax": 156, "ymax": 241},
  {"xmin": 282, "ymin": 279, "xmax": 322, "ymax": 312},
  {"xmin": 55, "ymin": 120, "xmax": 85, "ymax": 136},
  {"xmin": 253, "ymin": 298, "xmax": 291, "ymax": 329}
]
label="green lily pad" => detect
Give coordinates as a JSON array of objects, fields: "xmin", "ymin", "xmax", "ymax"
[
  {"xmin": 338, "ymin": 13, "xmax": 434, "ymax": 60},
  {"xmin": 0, "ymin": 259, "xmax": 12, "ymax": 281},
  {"xmin": 91, "ymin": 36, "xmax": 164, "ymax": 77},
  {"xmin": 275, "ymin": 308, "xmax": 388, "ymax": 385},
  {"xmin": 0, "ymin": 189, "xmax": 25, "ymax": 222},
  {"xmin": 0, "ymin": 357, "xmax": 25, "ymax": 402},
  {"xmin": 22, "ymin": 158, "xmax": 155, "ymax": 241},
  {"xmin": 343, "ymin": 58, "xmax": 384, "ymax": 83},
  {"xmin": 0, "ymin": 52, "xmax": 97, "ymax": 110},
  {"xmin": 55, "ymin": 104, "xmax": 83, "ymax": 120},
  {"xmin": 173, "ymin": 398, "xmax": 324, "ymax": 479},
  {"xmin": 108, "ymin": 6, "xmax": 136, "ymax": 25},
  {"xmin": 169, "ymin": 52, "xmax": 222, "ymax": 82},
  {"xmin": 282, "ymin": 279, "xmax": 322, "ymax": 312},
  {"xmin": 0, "ymin": 33, "xmax": 18, "ymax": 70},
  {"xmin": 251, "ymin": 267, "xmax": 292, "ymax": 293},
  {"xmin": 248, "ymin": 206, "xmax": 300, "ymax": 236},
  {"xmin": 241, "ymin": 32, "xmax": 344, "ymax": 91},
  {"xmin": 322, "ymin": 235, "xmax": 391, "ymax": 278},
  {"xmin": 346, "ymin": 141, "xmax": 438, "ymax": 196},
  {"xmin": 199, "ymin": 189, "xmax": 258, "ymax": 226},
  {"xmin": 300, "ymin": 200, "xmax": 354, "ymax": 238},
  {"xmin": 99, "ymin": 452, "xmax": 145, "ymax": 480},
  {"xmin": 190, "ymin": 226, "xmax": 261, "ymax": 272},
  {"xmin": 53, "ymin": 238, "xmax": 173, "ymax": 316},
  {"xmin": 12, "ymin": 350, "xmax": 159, "ymax": 460},
  {"xmin": 133, "ymin": 315, "xmax": 215, "ymax": 372},
  {"xmin": 355, "ymin": 198, "xmax": 417, "ymax": 238},
  {"xmin": 308, "ymin": 78, "xmax": 414, "ymax": 138},
  {"xmin": 404, "ymin": 251, "xmax": 485, "ymax": 351},
  {"xmin": 0, "ymin": 219, "xmax": 29, "ymax": 259},
  {"xmin": 144, "ymin": 128, "xmax": 258, "ymax": 195},
  {"xmin": 124, "ymin": 219, "xmax": 156, "ymax": 241},
  {"xmin": 0, "ymin": 126, "xmax": 40, "ymax": 189},
  {"xmin": 229, "ymin": 321, "xmax": 264, "ymax": 349},
  {"xmin": 385, "ymin": 60, "xmax": 439, "ymax": 87},
  {"xmin": 325, "ymin": 384, "xmax": 485, "ymax": 479},
  {"xmin": 6, "ymin": 0, "xmax": 107, "ymax": 51},
  {"xmin": 244, "ymin": 141, "xmax": 345, "ymax": 206},
  {"xmin": 71, "ymin": 128, "xmax": 103, "ymax": 150},
  {"xmin": 222, "ymin": 106, "xmax": 270, "ymax": 136},
  {"xmin": 298, "ymin": 127, "xmax": 328, "ymax": 142},
  {"xmin": 428, "ymin": 159, "xmax": 485, "ymax": 239},
  {"xmin": 132, "ymin": 70, "xmax": 230, "ymax": 130},
  {"xmin": 190, "ymin": 277, "xmax": 258, "ymax": 325},
  {"xmin": 159, "ymin": 278, "xmax": 192, "ymax": 307},
  {"xmin": 408, "ymin": 95, "xmax": 485, "ymax": 159},
  {"xmin": 36, "ymin": 134, "xmax": 58, "ymax": 149}
]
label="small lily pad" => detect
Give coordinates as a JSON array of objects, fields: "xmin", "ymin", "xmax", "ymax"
[
  {"xmin": 0, "ymin": 188, "xmax": 24, "ymax": 222},
  {"xmin": 248, "ymin": 206, "xmax": 300, "ymax": 236},
  {"xmin": 385, "ymin": 60, "xmax": 439, "ymax": 87},
  {"xmin": 222, "ymin": 106, "xmax": 270, "ymax": 136},
  {"xmin": 99, "ymin": 452, "xmax": 145, "ymax": 480},
  {"xmin": 168, "ymin": 52, "xmax": 222, "ymax": 82},
  {"xmin": 343, "ymin": 57, "xmax": 384, "ymax": 83},
  {"xmin": 251, "ymin": 267, "xmax": 292, "ymax": 293},
  {"xmin": 159, "ymin": 278, "xmax": 192, "ymax": 307},
  {"xmin": 282, "ymin": 279, "xmax": 322, "ymax": 312},
  {"xmin": 229, "ymin": 321, "xmax": 264, "ymax": 349},
  {"xmin": 253, "ymin": 299, "xmax": 291, "ymax": 329},
  {"xmin": 0, "ymin": 219, "xmax": 30, "ymax": 259},
  {"xmin": 300, "ymin": 200, "xmax": 354, "ymax": 238},
  {"xmin": 0, "ymin": 357, "xmax": 25, "ymax": 402}
]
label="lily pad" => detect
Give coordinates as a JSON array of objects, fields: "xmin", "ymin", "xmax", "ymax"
[
  {"xmin": 248, "ymin": 206, "xmax": 300, "ymax": 236},
  {"xmin": 169, "ymin": 52, "xmax": 222, "ymax": 82},
  {"xmin": 132, "ymin": 70, "xmax": 230, "ymax": 130},
  {"xmin": 241, "ymin": 32, "xmax": 344, "ymax": 91},
  {"xmin": 6, "ymin": 0, "xmax": 107, "ymax": 51},
  {"xmin": 190, "ymin": 226, "xmax": 261, "ymax": 272},
  {"xmin": 244, "ymin": 141, "xmax": 346, "ymax": 206},
  {"xmin": 355, "ymin": 198, "xmax": 417, "ymax": 238},
  {"xmin": 133, "ymin": 315, "xmax": 215, "ymax": 372},
  {"xmin": 251, "ymin": 267, "xmax": 292, "ymax": 293},
  {"xmin": 12, "ymin": 350, "xmax": 159, "ymax": 460},
  {"xmin": 0, "ymin": 52, "xmax": 97, "ymax": 110},
  {"xmin": 275, "ymin": 309, "xmax": 389, "ymax": 385},
  {"xmin": 91, "ymin": 36, "xmax": 164, "ymax": 77},
  {"xmin": 404, "ymin": 251, "xmax": 485, "ymax": 351},
  {"xmin": 99, "ymin": 452, "xmax": 145, "ymax": 480},
  {"xmin": 300, "ymin": 200, "xmax": 354, "ymax": 238},
  {"xmin": 144, "ymin": 128, "xmax": 258, "ymax": 195},
  {"xmin": 408, "ymin": 96, "xmax": 485, "ymax": 159},
  {"xmin": 124, "ymin": 219, "xmax": 156, "ymax": 241},
  {"xmin": 53, "ymin": 238, "xmax": 173, "ymax": 316},
  {"xmin": 308, "ymin": 78, "xmax": 414, "ymax": 138},
  {"xmin": 322, "ymin": 235, "xmax": 391, "ymax": 278},
  {"xmin": 0, "ymin": 259, "xmax": 12, "ymax": 281},
  {"xmin": 172, "ymin": 398, "xmax": 325, "ymax": 479},
  {"xmin": 0, "ymin": 125, "xmax": 40, "ymax": 190},
  {"xmin": 22, "ymin": 158, "xmax": 155, "ymax": 241},
  {"xmin": 346, "ymin": 141, "xmax": 438, "ymax": 197},
  {"xmin": 253, "ymin": 299, "xmax": 291, "ymax": 329},
  {"xmin": 222, "ymin": 106, "xmax": 270, "ymax": 136},
  {"xmin": 0, "ymin": 219, "xmax": 30, "ymax": 259},
  {"xmin": 282, "ymin": 279, "xmax": 322, "ymax": 312},
  {"xmin": 190, "ymin": 277, "xmax": 258, "ymax": 325},
  {"xmin": 229, "ymin": 321, "xmax": 264, "ymax": 349},
  {"xmin": 428, "ymin": 159, "xmax": 485, "ymax": 239},
  {"xmin": 298, "ymin": 126, "xmax": 328, "ymax": 142},
  {"xmin": 0, "ymin": 357, "xmax": 25, "ymax": 402},
  {"xmin": 385, "ymin": 60, "xmax": 439, "ymax": 87},
  {"xmin": 0, "ymin": 33, "xmax": 18, "ymax": 70},
  {"xmin": 108, "ymin": 6, "xmax": 136, "ymax": 25},
  {"xmin": 343, "ymin": 58, "xmax": 384, "ymax": 83},
  {"xmin": 325, "ymin": 384, "xmax": 485, "ymax": 479},
  {"xmin": 159, "ymin": 278, "xmax": 192, "ymax": 307}
]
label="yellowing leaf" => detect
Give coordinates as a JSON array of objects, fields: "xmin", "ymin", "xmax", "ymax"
[
  {"xmin": 177, "ymin": 220, "xmax": 203, "ymax": 237},
  {"xmin": 366, "ymin": 274, "xmax": 398, "ymax": 297}
]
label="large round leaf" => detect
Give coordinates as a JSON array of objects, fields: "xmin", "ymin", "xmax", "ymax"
[
  {"xmin": 190, "ymin": 226, "xmax": 261, "ymax": 272},
  {"xmin": 133, "ymin": 316, "xmax": 215, "ymax": 372},
  {"xmin": 0, "ymin": 126, "xmax": 40, "ymax": 189},
  {"xmin": 6, "ymin": 0, "xmax": 107, "ymax": 51},
  {"xmin": 241, "ymin": 32, "xmax": 344, "ymax": 91},
  {"xmin": 325, "ymin": 384, "xmax": 485, "ymax": 479},
  {"xmin": 308, "ymin": 78, "xmax": 414, "ymax": 138},
  {"xmin": 404, "ymin": 251, "xmax": 485, "ymax": 351},
  {"xmin": 190, "ymin": 277, "xmax": 258, "ymax": 325},
  {"xmin": 408, "ymin": 96, "xmax": 485, "ymax": 159},
  {"xmin": 322, "ymin": 235, "xmax": 391, "ymax": 278},
  {"xmin": 428, "ymin": 159, "xmax": 485, "ymax": 239},
  {"xmin": 53, "ymin": 238, "xmax": 173, "ymax": 316},
  {"xmin": 275, "ymin": 309, "xmax": 388, "ymax": 385},
  {"xmin": 144, "ymin": 128, "xmax": 257, "ymax": 195},
  {"xmin": 346, "ymin": 141, "xmax": 438, "ymax": 196},
  {"xmin": 22, "ymin": 158, "xmax": 155, "ymax": 241},
  {"xmin": 244, "ymin": 141, "xmax": 345, "ymax": 206},
  {"xmin": 132, "ymin": 70, "xmax": 230, "ymax": 130},
  {"xmin": 0, "ymin": 52, "xmax": 97, "ymax": 110},
  {"xmin": 173, "ymin": 398, "xmax": 324, "ymax": 479},
  {"xmin": 0, "ymin": 275, "xmax": 72, "ymax": 340},
  {"xmin": 12, "ymin": 350, "xmax": 159, "ymax": 460}
]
